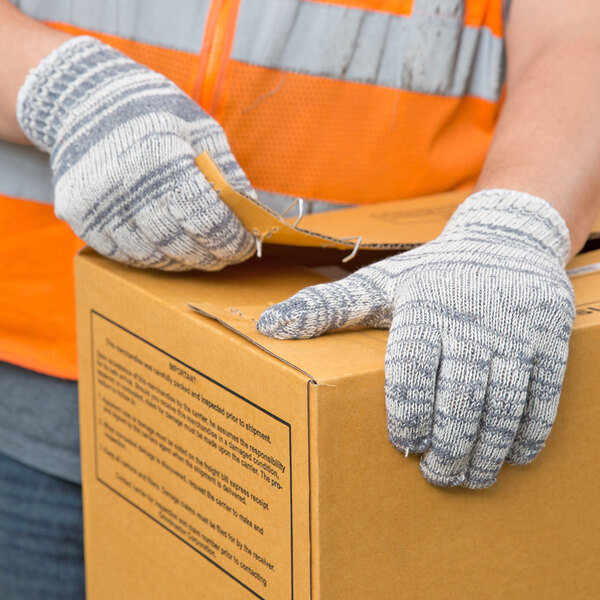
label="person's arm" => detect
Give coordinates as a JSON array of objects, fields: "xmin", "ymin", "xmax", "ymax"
[
  {"xmin": 475, "ymin": 0, "xmax": 600, "ymax": 259},
  {"xmin": 257, "ymin": 0, "xmax": 599, "ymax": 489},
  {"xmin": 0, "ymin": 0, "xmax": 71, "ymax": 143},
  {"xmin": 0, "ymin": 1, "xmax": 256, "ymax": 272}
]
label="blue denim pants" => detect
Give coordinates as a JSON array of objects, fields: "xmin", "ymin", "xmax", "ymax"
[{"xmin": 0, "ymin": 452, "xmax": 85, "ymax": 599}]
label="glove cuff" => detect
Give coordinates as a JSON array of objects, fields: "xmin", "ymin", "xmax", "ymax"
[
  {"xmin": 17, "ymin": 36, "xmax": 129, "ymax": 153},
  {"xmin": 445, "ymin": 189, "xmax": 571, "ymax": 266}
]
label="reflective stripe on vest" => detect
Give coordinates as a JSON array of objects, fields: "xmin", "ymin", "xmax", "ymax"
[
  {"xmin": 16, "ymin": 0, "xmax": 212, "ymax": 54},
  {"xmin": 2, "ymin": 0, "xmax": 506, "ymax": 378},
  {"xmin": 0, "ymin": 142, "xmax": 53, "ymax": 204},
  {"xmin": 232, "ymin": 0, "xmax": 503, "ymax": 100},
  {"xmin": 207, "ymin": 0, "xmax": 506, "ymax": 203}
]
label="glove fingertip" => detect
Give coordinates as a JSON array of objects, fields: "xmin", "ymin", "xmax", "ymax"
[
  {"xmin": 258, "ymin": 280, "xmax": 361, "ymax": 339},
  {"xmin": 387, "ymin": 426, "xmax": 430, "ymax": 456},
  {"xmin": 256, "ymin": 303, "xmax": 308, "ymax": 340},
  {"xmin": 419, "ymin": 452, "xmax": 467, "ymax": 488},
  {"xmin": 505, "ymin": 445, "xmax": 542, "ymax": 465},
  {"xmin": 461, "ymin": 475, "xmax": 496, "ymax": 490}
]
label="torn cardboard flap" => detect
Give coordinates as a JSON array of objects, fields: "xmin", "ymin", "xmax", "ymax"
[
  {"xmin": 196, "ymin": 152, "xmax": 467, "ymax": 252},
  {"xmin": 196, "ymin": 153, "xmax": 366, "ymax": 254},
  {"xmin": 196, "ymin": 152, "xmax": 600, "ymax": 255}
]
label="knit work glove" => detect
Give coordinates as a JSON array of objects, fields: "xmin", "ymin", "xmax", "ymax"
[
  {"xmin": 258, "ymin": 191, "xmax": 575, "ymax": 488},
  {"xmin": 17, "ymin": 36, "xmax": 255, "ymax": 271}
]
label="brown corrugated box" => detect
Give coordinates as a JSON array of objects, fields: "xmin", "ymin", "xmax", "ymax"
[{"xmin": 75, "ymin": 171, "xmax": 600, "ymax": 599}]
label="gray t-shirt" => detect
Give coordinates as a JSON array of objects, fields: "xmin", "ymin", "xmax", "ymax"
[{"xmin": 0, "ymin": 361, "xmax": 80, "ymax": 483}]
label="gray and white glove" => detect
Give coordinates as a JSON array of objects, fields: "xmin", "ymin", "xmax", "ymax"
[
  {"xmin": 258, "ymin": 191, "xmax": 575, "ymax": 488},
  {"xmin": 17, "ymin": 36, "xmax": 255, "ymax": 271}
]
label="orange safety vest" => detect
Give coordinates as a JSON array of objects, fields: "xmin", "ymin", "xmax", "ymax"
[{"xmin": 0, "ymin": 0, "xmax": 507, "ymax": 379}]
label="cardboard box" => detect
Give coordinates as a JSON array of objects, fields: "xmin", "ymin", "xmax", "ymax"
[{"xmin": 75, "ymin": 245, "xmax": 600, "ymax": 600}]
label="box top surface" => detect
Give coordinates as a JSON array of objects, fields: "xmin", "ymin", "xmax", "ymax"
[
  {"xmin": 77, "ymin": 247, "xmax": 600, "ymax": 384},
  {"xmin": 77, "ymin": 251, "xmax": 389, "ymax": 383}
]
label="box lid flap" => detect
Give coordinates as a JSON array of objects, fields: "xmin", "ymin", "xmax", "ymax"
[{"xmin": 197, "ymin": 153, "xmax": 600, "ymax": 256}]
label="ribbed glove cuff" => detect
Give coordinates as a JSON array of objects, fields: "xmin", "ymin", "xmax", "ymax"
[
  {"xmin": 445, "ymin": 189, "xmax": 571, "ymax": 266},
  {"xmin": 17, "ymin": 36, "xmax": 124, "ymax": 153}
]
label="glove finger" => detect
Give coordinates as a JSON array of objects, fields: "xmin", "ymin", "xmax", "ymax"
[
  {"xmin": 57, "ymin": 130, "xmax": 248, "ymax": 270},
  {"xmin": 506, "ymin": 350, "xmax": 567, "ymax": 465},
  {"xmin": 190, "ymin": 122, "xmax": 257, "ymax": 200},
  {"xmin": 166, "ymin": 162, "xmax": 256, "ymax": 265},
  {"xmin": 257, "ymin": 271, "xmax": 391, "ymax": 339},
  {"xmin": 463, "ymin": 354, "xmax": 532, "ymax": 489},
  {"xmin": 107, "ymin": 217, "xmax": 174, "ymax": 268},
  {"xmin": 127, "ymin": 198, "xmax": 229, "ymax": 271},
  {"xmin": 107, "ymin": 149, "xmax": 253, "ymax": 270},
  {"xmin": 419, "ymin": 337, "xmax": 492, "ymax": 487},
  {"xmin": 78, "ymin": 226, "xmax": 182, "ymax": 271},
  {"xmin": 110, "ymin": 215, "xmax": 223, "ymax": 271},
  {"xmin": 385, "ymin": 308, "xmax": 441, "ymax": 454}
]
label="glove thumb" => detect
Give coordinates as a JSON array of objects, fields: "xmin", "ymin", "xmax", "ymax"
[{"xmin": 257, "ymin": 273, "xmax": 391, "ymax": 339}]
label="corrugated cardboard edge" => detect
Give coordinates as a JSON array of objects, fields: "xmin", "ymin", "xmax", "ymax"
[
  {"xmin": 187, "ymin": 303, "xmax": 317, "ymax": 382},
  {"xmin": 567, "ymin": 261, "xmax": 600, "ymax": 278}
]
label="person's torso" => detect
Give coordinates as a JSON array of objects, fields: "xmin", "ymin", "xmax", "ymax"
[{"xmin": 1, "ymin": 0, "xmax": 508, "ymax": 378}]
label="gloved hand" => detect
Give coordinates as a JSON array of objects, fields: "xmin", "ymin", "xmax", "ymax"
[
  {"xmin": 258, "ymin": 190, "xmax": 575, "ymax": 488},
  {"xmin": 17, "ymin": 36, "xmax": 255, "ymax": 271}
]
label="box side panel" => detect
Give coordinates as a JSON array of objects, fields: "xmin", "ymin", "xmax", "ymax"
[
  {"xmin": 76, "ymin": 256, "xmax": 311, "ymax": 600},
  {"xmin": 314, "ymin": 327, "xmax": 599, "ymax": 600}
]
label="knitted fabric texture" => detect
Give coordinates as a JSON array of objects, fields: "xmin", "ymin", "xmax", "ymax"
[
  {"xmin": 258, "ymin": 190, "xmax": 575, "ymax": 488},
  {"xmin": 17, "ymin": 36, "xmax": 255, "ymax": 271}
]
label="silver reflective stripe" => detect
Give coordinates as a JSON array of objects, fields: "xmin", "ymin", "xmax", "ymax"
[
  {"xmin": 0, "ymin": 141, "xmax": 53, "ymax": 205},
  {"xmin": 567, "ymin": 262, "xmax": 600, "ymax": 277},
  {"xmin": 257, "ymin": 189, "xmax": 347, "ymax": 214},
  {"xmin": 0, "ymin": 142, "xmax": 345, "ymax": 210},
  {"xmin": 233, "ymin": 0, "xmax": 505, "ymax": 101},
  {"xmin": 12, "ymin": 0, "xmax": 211, "ymax": 53}
]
